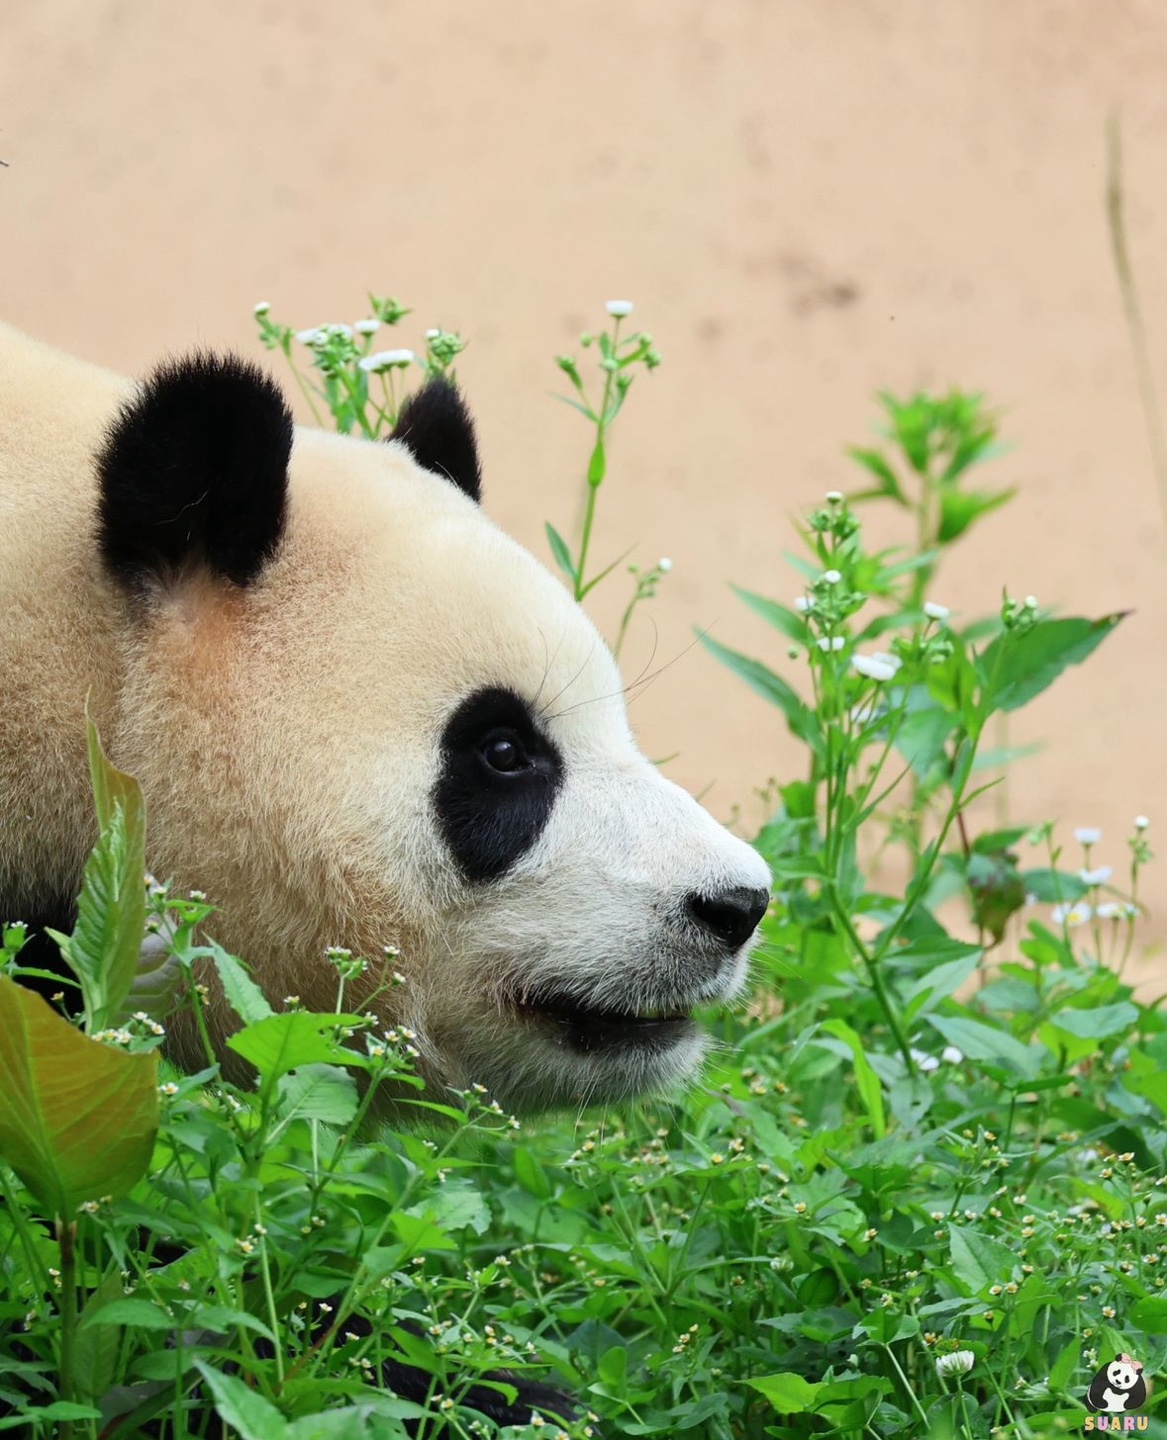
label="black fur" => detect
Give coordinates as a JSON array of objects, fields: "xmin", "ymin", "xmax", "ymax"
[
  {"xmin": 0, "ymin": 897, "xmax": 79, "ymax": 1008},
  {"xmin": 434, "ymin": 687, "xmax": 563, "ymax": 883},
  {"xmin": 96, "ymin": 353, "xmax": 294, "ymax": 589},
  {"xmin": 390, "ymin": 377, "xmax": 482, "ymax": 502}
]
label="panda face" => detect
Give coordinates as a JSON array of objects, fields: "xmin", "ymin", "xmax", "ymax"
[
  {"xmin": 89, "ymin": 355, "xmax": 771, "ymax": 1114},
  {"xmin": 1107, "ymin": 1361, "xmax": 1138, "ymax": 1392}
]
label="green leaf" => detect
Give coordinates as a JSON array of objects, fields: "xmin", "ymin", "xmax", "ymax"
[
  {"xmin": 730, "ymin": 585, "xmax": 811, "ymax": 643},
  {"xmin": 0, "ymin": 975, "xmax": 158, "ymax": 1216},
  {"xmin": 821, "ymin": 1020, "xmax": 886, "ymax": 1138},
  {"xmin": 748, "ymin": 1371, "xmax": 823, "ymax": 1412},
  {"xmin": 276, "ymin": 1063, "xmax": 359, "ymax": 1126},
  {"xmin": 208, "ymin": 943, "xmax": 274, "ymax": 1026},
  {"xmin": 227, "ymin": 1012, "xmax": 369, "ymax": 1084},
  {"xmin": 948, "ymin": 1224, "xmax": 1019, "ymax": 1294},
  {"xmin": 544, "ymin": 522, "xmax": 577, "ymax": 583},
  {"xmin": 977, "ymin": 614, "xmax": 1126, "ymax": 715},
  {"xmin": 847, "ymin": 446, "xmax": 907, "ymax": 505},
  {"xmin": 1128, "ymin": 1296, "xmax": 1167, "ymax": 1333},
  {"xmin": 72, "ymin": 1270, "xmax": 125, "ymax": 1399},
  {"xmin": 81, "ymin": 1297, "xmax": 178, "ymax": 1330},
  {"xmin": 405, "ymin": 1181, "xmax": 491, "ymax": 1236},
  {"xmin": 587, "ymin": 437, "xmax": 606, "ymax": 488},
  {"xmin": 698, "ymin": 634, "xmax": 820, "ymax": 750},
  {"xmin": 59, "ymin": 720, "xmax": 148, "ymax": 1032},
  {"xmin": 1046, "ymin": 1002, "xmax": 1138, "ymax": 1040},
  {"xmin": 937, "ymin": 486, "xmax": 1016, "ymax": 544},
  {"xmin": 194, "ymin": 1360, "xmax": 289, "ymax": 1440},
  {"xmin": 927, "ymin": 1013, "xmax": 1046, "ymax": 1080}
]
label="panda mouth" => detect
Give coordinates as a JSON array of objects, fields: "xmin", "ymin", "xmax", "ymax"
[{"xmin": 516, "ymin": 990, "xmax": 694, "ymax": 1054}]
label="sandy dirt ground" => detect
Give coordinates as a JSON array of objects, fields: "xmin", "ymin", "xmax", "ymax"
[{"xmin": 3, "ymin": 0, "xmax": 1167, "ymax": 976}]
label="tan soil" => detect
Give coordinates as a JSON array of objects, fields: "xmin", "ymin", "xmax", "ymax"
[{"xmin": 3, "ymin": 0, "xmax": 1166, "ymax": 981}]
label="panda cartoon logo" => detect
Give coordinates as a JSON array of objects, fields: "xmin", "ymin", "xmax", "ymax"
[
  {"xmin": 1085, "ymin": 1353, "xmax": 1147, "ymax": 1413},
  {"xmin": 0, "ymin": 323, "xmax": 772, "ymax": 1117}
]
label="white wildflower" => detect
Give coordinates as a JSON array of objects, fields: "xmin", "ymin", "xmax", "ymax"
[
  {"xmin": 1074, "ymin": 827, "xmax": 1101, "ymax": 846},
  {"xmin": 605, "ymin": 299, "xmax": 634, "ymax": 317},
  {"xmin": 1078, "ymin": 866, "xmax": 1112, "ymax": 887},
  {"xmin": 1024, "ymin": 595, "xmax": 1038, "ymax": 609},
  {"xmin": 821, "ymin": 569, "xmax": 842, "ymax": 585},
  {"xmin": 816, "ymin": 636, "xmax": 845, "ymax": 653},
  {"xmin": 354, "ymin": 318, "xmax": 381, "ymax": 335},
  {"xmin": 924, "ymin": 601, "xmax": 950, "ymax": 621},
  {"xmin": 1051, "ymin": 901, "xmax": 1092, "ymax": 927},
  {"xmin": 936, "ymin": 1350, "xmax": 975, "ymax": 1378},
  {"xmin": 794, "ymin": 596, "xmax": 814, "ymax": 613},
  {"xmin": 358, "ymin": 348, "xmax": 416, "ymax": 373},
  {"xmin": 911, "ymin": 1048, "xmax": 941, "ymax": 1073},
  {"xmin": 253, "ymin": 301, "xmax": 271, "ymax": 316},
  {"xmin": 941, "ymin": 1046, "xmax": 964, "ymax": 1065},
  {"xmin": 425, "ymin": 327, "xmax": 441, "ymax": 338},
  {"xmin": 852, "ymin": 652, "xmax": 899, "ymax": 682},
  {"xmin": 657, "ymin": 557, "xmax": 673, "ymax": 572},
  {"xmin": 295, "ymin": 327, "xmax": 323, "ymax": 346},
  {"xmin": 1135, "ymin": 815, "xmax": 1150, "ymax": 831},
  {"xmin": 1095, "ymin": 902, "xmax": 1125, "ymax": 921},
  {"xmin": 825, "ymin": 490, "xmax": 844, "ymax": 504}
]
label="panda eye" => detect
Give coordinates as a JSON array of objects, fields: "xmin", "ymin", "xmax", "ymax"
[{"xmin": 480, "ymin": 730, "xmax": 529, "ymax": 775}]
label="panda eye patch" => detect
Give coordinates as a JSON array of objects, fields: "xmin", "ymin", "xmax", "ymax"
[
  {"xmin": 435, "ymin": 687, "xmax": 564, "ymax": 882},
  {"xmin": 480, "ymin": 730, "xmax": 529, "ymax": 775}
]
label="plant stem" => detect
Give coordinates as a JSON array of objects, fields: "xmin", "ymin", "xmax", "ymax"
[
  {"xmin": 573, "ymin": 319, "xmax": 622, "ymax": 599},
  {"xmin": 1106, "ymin": 113, "xmax": 1167, "ymax": 540},
  {"xmin": 57, "ymin": 1219, "xmax": 78, "ymax": 1439}
]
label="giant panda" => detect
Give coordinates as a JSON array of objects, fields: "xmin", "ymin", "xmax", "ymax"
[{"xmin": 0, "ymin": 320, "xmax": 771, "ymax": 1116}]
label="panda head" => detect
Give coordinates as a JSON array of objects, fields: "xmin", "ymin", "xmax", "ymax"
[
  {"xmin": 1107, "ymin": 1359, "xmax": 1139, "ymax": 1392},
  {"xmin": 95, "ymin": 355, "xmax": 772, "ymax": 1114}
]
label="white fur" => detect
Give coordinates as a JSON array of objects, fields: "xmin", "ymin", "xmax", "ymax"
[{"xmin": 0, "ymin": 322, "xmax": 770, "ymax": 1114}]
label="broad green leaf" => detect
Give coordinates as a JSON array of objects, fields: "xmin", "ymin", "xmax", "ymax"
[
  {"xmin": 747, "ymin": 1371, "xmax": 823, "ymax": 1412},
  {"xmin": 927, "ymin": 1013, "xmax": 1046, "ymax": 1080},
  {"xmin": 227, "ymin": 1012, "xmax": 368, "ymax": 1083},
  {"xmin": 81, "ymin": 1297, "xmax": 178, "ymax": 1330},
  {"xmin": 60, "ymin": 720, "xmax": 148, "ymax": 1032},
  {"xmin": 544, "ymin": 522, "xmax": 577, "ymax": 583},
  {"xmin": 193, "ymin": 1360, "xmax": 288, "ymax": 1440},
  {"xmin": 276, "ymin": 1063, "xmax": 359, "ymax": 1126},
  {"xmin": 405, "ymin": 1181, "xmax": 491, "ymax": 1236},
  {"xmin": 1019, "ymin": 869, "xmax": 1088, "ymax": 904},
  {"xmin": 1046, "ymin": 1002, "xmax": 1139, "ymax": 1041},
  {"xmin": 698, "ymin": 634, "xmax": 820, "ymax": 750},
  {"xmin": 1129, "ymin": 1296, "xmax": 1167, "ymax": 1333},
  {"xmin": 821, "ymin": 1019, "xmax": 886, "ymax": 1138},
  {"xmin": 72, "ymin": 1269, "xmax": 125, "ymax": 1400},
  {"xmin": 948, "ymin": 1224, "xmax": 1019, "ymax": 1294},
  {"xmin": 0, "ymin": 975, "xmax": 158, "ymax": 1216},
  {"xmin": 977, "ymin": 614, "xmax": 1125, "ymax": 715}
]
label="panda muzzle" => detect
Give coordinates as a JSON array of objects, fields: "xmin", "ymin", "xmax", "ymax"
[{"xmin": 516, "ymin": 989, "xmax": 693, "ymax": 1054}]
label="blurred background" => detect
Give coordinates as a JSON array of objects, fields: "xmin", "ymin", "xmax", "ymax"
[{"xmin": 4, "ymin": 0, "xmax": 1167, "ymax": 953}]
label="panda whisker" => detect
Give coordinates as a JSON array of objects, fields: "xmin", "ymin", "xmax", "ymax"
[
  {"xmin": 546, "ymin": 625, "xmax": 705, "ymax": 722},
  {"xmin": 535, "ymin": 637, "xmax": 599, "ymax": 719},
  {"xmin": 530, "ymin": 624, "xmax": 570, "ymax": 710}
]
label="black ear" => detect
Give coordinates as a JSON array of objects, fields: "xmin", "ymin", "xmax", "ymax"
[
  {"xmin": 390, "ymin": 377, "xmax": 482, "ymax": 502},
  {"xmin": 97, "ymin": 353, "xmax": 294, "ymax": 589}
]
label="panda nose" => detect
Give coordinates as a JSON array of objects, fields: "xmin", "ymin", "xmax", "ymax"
[{"xmin": 686, "ymin": 886, "xmax": 770, "ymax": 949}]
